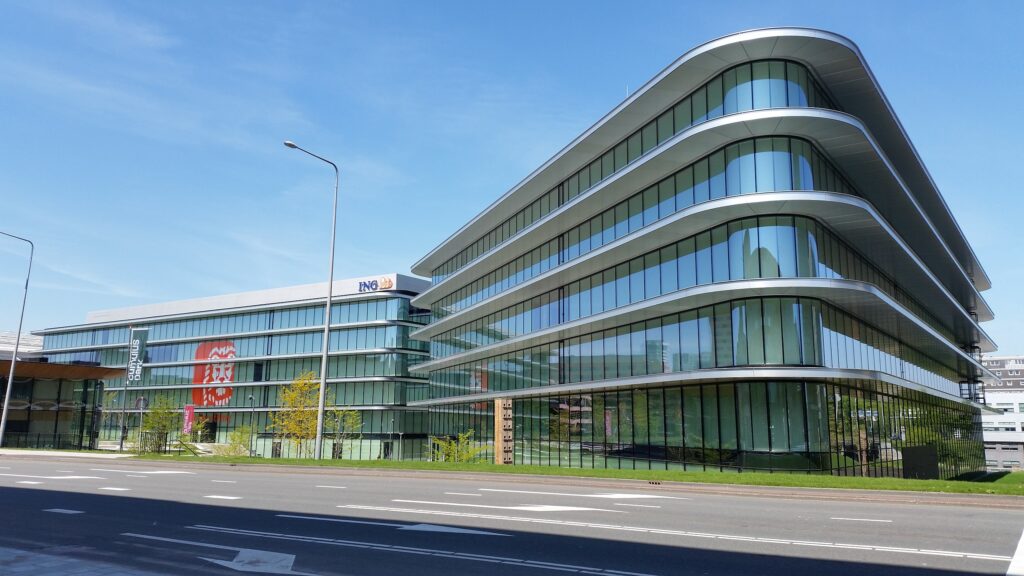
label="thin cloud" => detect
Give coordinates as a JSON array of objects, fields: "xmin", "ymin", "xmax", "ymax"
[{"xmin": 27, "ymin": 2, "xmax": 177, "ymax": 50}]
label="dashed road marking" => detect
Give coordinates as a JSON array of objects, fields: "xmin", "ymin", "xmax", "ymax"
[
  {"xmin": 204, "ymin": 495, "xmax": 242, "ymax": 500},
  {"xmin": 339, "ymin": 504, "xmax": 1012, "ymax": 564},
  {"xmin": 315, "ymin": 485, "xmax": 346, "ymax": 489},
  {"xmin": 445, "ymin": 492, "xmax": 482, "ymax": 497},
  {"xmin": 211, "ymin": 480, "xmax": 237, "ymax": 484},
  {"xmin": 479, "ymin": 488, "xmax": 688, "ymax": 500},
  {"xmin": 100, "ymin": 487, "xmax": 131, "ymax": 491},
  {"xmin": 0, "ymin": 474, "xmax": 102, "ymax": 480},
  {"xmin": 44, "ymin": 509, "xmax": 84, "ymax": 514},
  {"xmin": 831, "ymin": 517, "xmax": 892, "ymax": 523},
  {"xmin": 392, "ymin": 499, "xmax": 620, "ymax": 513},
  {"xmin": 615, "ymin": 504, "xmax": 661, "ymax": 509},
  {"xmin": 188, "ymin": 524, "xmax": 652, "ymax": 575},
  {"xmin": 16, "ymin": 481, "xmax": 42, "ymax": 485},
  {"xmin": 91, "ymin": 468, "xmax": 194, "ymax": 475}
]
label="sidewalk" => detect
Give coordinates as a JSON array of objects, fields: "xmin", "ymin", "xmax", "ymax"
[{"xmin": 0, "ymin": 448, "xmax": 132, "ymax": 459}]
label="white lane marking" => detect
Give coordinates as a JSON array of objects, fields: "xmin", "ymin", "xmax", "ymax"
[
  {"xmin": 17, "ymin": 481, "xmax": 42, "ymax": 485},
  {"xmin": 1008, "ymin": 527, "xmax": 1024, "ymax": 576},
  {"xmin": 44, "ymin": 509, "xmax": 84, "ymax": 514},
  {"xmin": 55, "ymin": 470, "xmax": 74, "ymax": 473},
  {"xmin": 211, "ymin": 480, "xmax": 237, "ymax": 484},
  {"xmin": 340, "ymin": 505, "xmax": 1012, "ymax": 563},
  {"xmin": 204, "ymin": 495, "xmax": 242, "ymax": 500},
  {"xmin": 479, "ymin": 488, "xmax": 687, "ymax": 500},
  {"xmin": 445, "ymin": 492, "xmax": 482, "ymax": 496},
  {"xmin": 100, "ymin": 487, "xmax": 131, "ymax": 491},
  {"xmin": 122, "ymin": 533, "xmax": 311, "ymax": 576},
  {"xmin": 90, "ymin": 468, "xmax": 194, "ymax": 475},
  {"xmin": 0, "ymin": 473, "xmax": 103, "ymax": 480},
  {"xmin": 127, "ymin": 475, "xmax": 147, "ymax": 478},
  {"xmin": 314, "ymin": 485, "xmax": 346, "ymax": 489},
  {"xmin": 615, "ymin": 504, "xmax": 661, "ymax": 509},
  {"xmin": 277, "ymin": 514, "xmax": 507, "ymax": 536},
  {"xmin": 391, "ymin": 499, "xmax": 620, "ymax": 513},
  {"xmin": 831, "ymin": 517, "xmax": 892, "ymax": 523},
  {"xmin": 188, "ymin": 524, "xmax": 653, "ymax": 575}
]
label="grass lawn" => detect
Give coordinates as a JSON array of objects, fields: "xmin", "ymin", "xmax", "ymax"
[{"xmin": 133, "ymin": 454, "xmax": 1024, "ymax": 496}]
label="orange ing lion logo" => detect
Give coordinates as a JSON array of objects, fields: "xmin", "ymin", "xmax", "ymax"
[
  {"xmin": 192, "ymin": 340, "xmax": 236, "ymax": 407},
  {"xmin": 378, "ymin": 276, "xmax": 394, "ymax": 290}
]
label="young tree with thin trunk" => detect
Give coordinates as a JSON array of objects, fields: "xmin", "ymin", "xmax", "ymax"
[{"xmin": 270, "ymin": 371, "xmax": 320, "ymax": 458}]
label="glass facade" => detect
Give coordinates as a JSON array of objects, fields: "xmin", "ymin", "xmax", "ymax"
[
  {"xmin": 0, "ymin": 376, "xmax": 103, "ymax": 450},
  {"xmin": 432, "ymin": 215, "xmax": 953, "ymax": 359},
  {"xmin": 416, "ymin": 36, "xmax": 989, "ymax": 480},
  {"xmin": 431, "ymin": 61, "xmax": 838, "ymax": 284},
  {"xmin": 431, "ymin": 381, "xmax": 983, "ymax": 478},
  {"xmin": 38, "ymin": 290, "xmax": 432, "ymax": 459},
  {"xmin": 431, "ymin": 137, "xmax": 856, "ymax": 319},
  {"xmin": 430, "ymin": 297, "xmax": 963, "ymax": 399}
]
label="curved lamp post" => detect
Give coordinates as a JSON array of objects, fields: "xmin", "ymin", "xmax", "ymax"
[
  {"xmin": 284, "ymin": 140, "xmax": 338, "ymax": 460},
  {"xmin": 0, "ymin": 232, "xmax": 33, "ymax": 448}
]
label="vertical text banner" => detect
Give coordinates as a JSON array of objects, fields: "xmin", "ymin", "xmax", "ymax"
[
  {"xmin": 183, "ymin": 405, "xmax": 195, "ymax": 434},
  {"xmin": 125, "ymin": 328, "xmax": 149, "ymax": 386}
]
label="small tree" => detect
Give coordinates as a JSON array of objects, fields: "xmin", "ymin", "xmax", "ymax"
[
  {"xmin": 185, "ymin": 417, "xmax": 211, "ymax": 444},
  {"xmin": 325, "ymin": 408, "xmax": 363, "ymax": 459},
  {"xmin": 140, "ymin": 396, "xmax": 181, "ymax": 453},
  {"xmin": 270, "ymin": 371, "xmax": 320, "ymax": 458},
  {"xmin": 430, "ymin": 429, "xmax": 487, "ymax": 463},
  {"xmin": 214, "ymin": 425, "xmax": 252, "ymax": 457}
]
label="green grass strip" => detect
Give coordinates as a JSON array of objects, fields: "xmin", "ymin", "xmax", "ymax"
[{"xmin": 133, "ymin": 454, "xmax": 1024, "ymax": 496}]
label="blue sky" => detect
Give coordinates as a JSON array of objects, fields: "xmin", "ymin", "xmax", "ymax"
[{"xmin": 0, "ymin": 1, "xmax": 1021, "ymax": 354}]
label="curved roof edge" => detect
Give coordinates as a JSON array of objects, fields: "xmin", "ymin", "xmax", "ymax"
[
  {"xmin": 411, "ymin": 27, "xmax": 990, "ymax": 294},
  {"xmin": 413, "ymin": 109, "xmax": 992, "ymax": 322}
]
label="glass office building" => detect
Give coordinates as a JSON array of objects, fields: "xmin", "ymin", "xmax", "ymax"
[
  {"xmin": 35, "ymin": 274, "xmax": 431, "ymax": 459},
  {"xmin": 410, "ymin": 29, "xmax": 996, "ymax": 478}
]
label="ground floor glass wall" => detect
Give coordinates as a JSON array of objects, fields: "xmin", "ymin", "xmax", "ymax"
[
  {"xmin": 0, "ymin": 377, "xmax": 102, "ymax": 449},
  {"xmin": 428, "ymin": 380, "xmax": 983, "ymax": 479},
  {"xmin": 96, "ymin": 381, "xmax": 429, "ymax": 461}
]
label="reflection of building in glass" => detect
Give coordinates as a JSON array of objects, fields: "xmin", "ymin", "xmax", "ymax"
[
  {"xmin": 980, "ymin": 355, "xmax": 1024, "ymax": 470},
  {"xmin": 33, "ymin": 274, "xmax": 431, "ymax": 458},
  {"xmin": 410, "ymin": 29, "xmax": 996, "ymax": 479},
  {"xmin": 1, "ymin": 330, "xmax": 117, "ymax": 449}
]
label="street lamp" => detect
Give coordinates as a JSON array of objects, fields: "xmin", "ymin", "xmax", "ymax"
[
  {"xmin": 0, "ymin": 231, "xmax": 33, "ymax": 449},
  {"xmin": 248, "ymin": 394, "xmax": 256, "ymax": 457},
  {"xmin": 284, "ymin": 140, "xmax": 338, "ymax": 460}
]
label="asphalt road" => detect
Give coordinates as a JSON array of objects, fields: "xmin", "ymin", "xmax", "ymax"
[{"xmin": 0, "ymin": 454, "xmax": 1021, "ymax": 575}]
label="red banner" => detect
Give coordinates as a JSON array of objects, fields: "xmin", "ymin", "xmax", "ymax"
[
  {"xmin": 191, "ymin": 340, "xmax": 237, "ymax": 407},
  {"xmin": 183, "ymin": 404, "xmax": 195, "ymax": 434}
]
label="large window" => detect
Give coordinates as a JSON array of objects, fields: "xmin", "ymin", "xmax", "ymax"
[
  {"xmin": 432, "ymin": 215, "xmax": 952, "ymax": 358},
  {"xmin": 432, "ymin": 381, "xmax": 984, "ymax": 479},
  {"xmin": 431, "ymin": 60, "xmax": 838, "ymax": 284},
  {"xmin": 430, "ymin": 297, "xmax": 964, "ymax": 401},
  {"xmin": 433, "ymin": 136, "xmax": 857, "ymax": 319}
]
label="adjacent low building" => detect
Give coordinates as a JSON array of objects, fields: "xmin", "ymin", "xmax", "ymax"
[
  {"xmin": 1, "ymin": 331, "xmax": 118, "ymax": 450},
  {"xmin": 32, "ymin": 274, "xmax": 431, "ymax": 458},
  {"xmin": 980, "ymin": 355, "xmax": 1024, "ymax": 470},
  {"xmin": 409, "ymin": 28, "xmax": 996, "ymax": 478}
]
